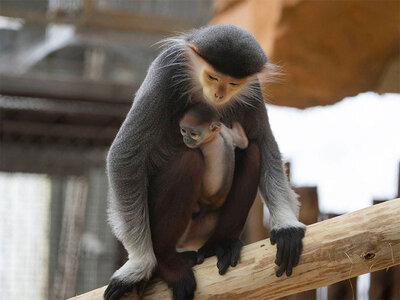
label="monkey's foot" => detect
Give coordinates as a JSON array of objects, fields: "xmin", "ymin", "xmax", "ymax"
[
  {"xmin": 171, "ymin": 268, "xmax": 197, "ymax": 300},
  {"xmin": 104, "ymin": 277, "xmax": 147, "ymax": 300},
  {"xmin": 270, "ymin": 226, "xmax": 305, "ymax": 277},
  {"xmin": 197, "ymin": 239, "xmax": 243, "ymax": 275}
]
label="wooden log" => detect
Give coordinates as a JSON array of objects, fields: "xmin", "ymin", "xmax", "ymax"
[
  {"xmin": 325, "ymin": 213, "xmax": 358, "ymax": 300},
  {"xmin": 369, "ymin": 198, "xmax": 400, "ymax": 300},
  {"xmin": 70, "ymin": 198, "xmax": 400, "ymax": 300}
]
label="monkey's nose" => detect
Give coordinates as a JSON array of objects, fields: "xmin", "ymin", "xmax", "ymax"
[{"xmin": 214, "ymin": 93, "xmax": 224, "ymax": 99}]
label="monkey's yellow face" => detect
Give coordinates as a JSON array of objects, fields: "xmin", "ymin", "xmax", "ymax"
[
  {"xmin": 200, "ymin": 67, "xmax": 249, "ymax": 106},
  {"xmin": 186, "ymin": 44, "xmax": 250, "ymax": 106}
]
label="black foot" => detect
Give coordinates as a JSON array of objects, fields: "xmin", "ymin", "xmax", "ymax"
[
  {"xmin": 104, "ymin": 276, "xmax": 147, "ymax": 300},
  {"xmin": 171, "ymin": 268, "xmax": 197, "ymax": 300},
  {"xmin": 270, "ymin": 226, "xmax": 305, "ymax": 277},
  {"xmin": 197, "ymin": 239, "xmax": 243, "ymax": 275}
]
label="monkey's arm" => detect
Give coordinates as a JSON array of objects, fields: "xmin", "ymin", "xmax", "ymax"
[
  {"xmin": 225, "ymin": 122, "xmax": 248, "ymax": 149},
  {"xmin": 105, "ymin": 56, "xmax": 171, "ymax": 299},
  {"xmin": 256, "ymin": 105, "xmax": 306, "ymax": 277}
]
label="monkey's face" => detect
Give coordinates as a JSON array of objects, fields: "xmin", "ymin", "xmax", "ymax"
[
  {"xmin": 186, "ymin": 45, "xmax": 250, "ymax": 107},
  {"xmin": 200, "ymin": 68, "xmax": 249, "ymax": 106},
  {"xmin": 179, "ymin": 126, "xmax": 204, "ymax": 148},
  {"xmin": 179, "ymin": 116, "xmax": 221, "ymax": 149}
]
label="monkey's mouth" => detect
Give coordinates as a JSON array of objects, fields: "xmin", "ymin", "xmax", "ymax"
[{"xmin": 184, "ymin": 142, "xmax": 199, "ymax": 149}]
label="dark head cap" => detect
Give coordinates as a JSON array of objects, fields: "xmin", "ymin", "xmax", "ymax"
[
  {"xmin": 185, "ymin": 102, "xmax": 219, "ymax": 124},
  {"xmin": 186, "ymin": 24, "xmax": 268, "ymax": 79}
]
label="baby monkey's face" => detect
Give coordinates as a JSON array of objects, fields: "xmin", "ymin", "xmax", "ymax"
[
  {"xmin": 179, "ymin": 125, "xmax": 204, "ymax": 148},
  {"xmin": 179, "ymin": 117, "xmax": 221, "ymax": 149}
]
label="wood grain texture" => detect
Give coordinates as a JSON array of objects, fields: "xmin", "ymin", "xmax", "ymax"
[{"xmin": 70, "ymin": 198, "xmax": 400, "ymax": 300}]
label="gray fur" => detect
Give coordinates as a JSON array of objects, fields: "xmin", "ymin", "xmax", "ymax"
[
  {"xmin": 186, "ymin": 24, "xmax": 267, "ymax": 78},
  {"xmin": 106, "ymin": 24, "xmax": 303, "ymax": 290}
]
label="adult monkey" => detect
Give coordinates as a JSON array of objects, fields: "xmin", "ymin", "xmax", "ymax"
[{"xmin": 105, "ymin": 25, "xmax": 305, "ymax": 300}]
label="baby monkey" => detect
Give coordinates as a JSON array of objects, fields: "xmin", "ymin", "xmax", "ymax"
[{"xmin": 179, "ymin": 102, "xmax": 248, "ymax": 210}]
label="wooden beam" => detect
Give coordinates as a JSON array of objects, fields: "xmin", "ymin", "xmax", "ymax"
[
  {"xmin": 1, "ymin": 120, "xmax": 119, "ymax": 140},
  {"xmin": 70, "ymin": 198, "xmax": 400, "ymax": 300},
  {"xmin": 81, "ymin": 1, "xmax": 195, "ymax": 34},
  {"xmin": 0, "ymin": 5, "xmax": 196, "ymax": 34},
  {"xmin": 0, "ymin": 74, "xmax": 136, "ymax": 104},
  {"xmin": 0, "ymin": 142, "xmax": 107, "ymax": 175},
  {"xmin": 0, "ymin": 95, "xmax": 130, "ymax": 118}
]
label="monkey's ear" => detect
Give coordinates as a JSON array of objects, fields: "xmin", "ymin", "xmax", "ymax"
[{"xmin": 210, "ymin": 122, "xmax": 221, "ymax": 133}]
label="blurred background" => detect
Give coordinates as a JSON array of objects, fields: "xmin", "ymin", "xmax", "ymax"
[{"xmin": 0, "ymin": 1, "xmax": 399, "ymax": 299}]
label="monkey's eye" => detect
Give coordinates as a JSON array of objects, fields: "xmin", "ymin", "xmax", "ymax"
[
  {"xmin": 190, "ymin": 132, "xmax": 200, "ymax": 140},
  {"xmin": 229, "ymin": 82, "xmax": 239, "ymax": 86},
  {"xmin": 207, "ymin": 74, "xmax": 218, "ymax": 81},
  {"xmin": 180, "ymin": 128, "xmax": 187, "ymax": 135}
]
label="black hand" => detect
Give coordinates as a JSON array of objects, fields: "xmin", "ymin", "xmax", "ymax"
[
  {"xmin": 270, "ymin": 227, "xmax": 305, "ymax": 277},
  {"xmin": 104, "ymin": 277, "xmax": 145, "ymax": 300},
  {"xmin": 196, "ymin": 243, "xmax": 216, "ymax": 264},
  {"xmin": 197, "ymin": 239, "xmax": 243, "ymax": 275}
]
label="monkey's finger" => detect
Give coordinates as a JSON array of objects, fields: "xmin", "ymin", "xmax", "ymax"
[
  {"xmin": 104, "ymin": 277, "xmax": 135, "ymax": 300},
  {"xmin": 285, "ymin": 238, "xmax": 297, "ymax": 277},
  {"xmin": 274, "ymin": 236, "xmax": 284, "ymax": 266},
  {"xmin": 104, "ymin": 284, "xmax": 112, "ymax": 299},
  {"xmin": 108, "ymin": 286, "xmax": 128, "ymax": 300},
  {"xmin": 196, "ymin": 252, "xmax": 205, "ymax": 265},
  {"xmin": 197, "ymin": 244, "xmax": 215, "ymax": 264},
  {"xmin": 276, "ymin": 239, "xmax": 290, "ymax": 277},
  {"xmin": 104, "ymin": 280, "xmax": 119, "ymax": 300},
  {"xmin": 108, "ymin": 290, "xmax": 122, "ymax": 300},
  {"xmin": 230, "ymin": 240, "xmax": 243, "ymax": 267},
  {"xmin": 198, "ymin": 244, "xmax": 216, "ymax": 258},
  {"xmin": 293, "ymin": 237, "xmax": 303, "ymax": 267},
  {"xmin": 216, "ymin": 246, "xmax": 231, "ymax": 275},
  {"xmin": 270, "ymin": 230, "xmax": 277, "ymax": 245}
]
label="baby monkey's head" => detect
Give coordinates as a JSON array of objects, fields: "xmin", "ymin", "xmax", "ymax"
[{"xmin": 179, "ymin": 102, "xmax": 221, "ymax": 149}]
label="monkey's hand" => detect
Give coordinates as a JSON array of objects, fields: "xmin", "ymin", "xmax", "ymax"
[
  {"xmin": 197, "ymin": 239, "xmax": 243, "ymax": 275},
  {"xmin": 270, "ymin": 227, "xmax": 305, "ymax": 277},
  {"xmin": 104, "ymin": 277, "xmax": 148, "ymax": 300}
]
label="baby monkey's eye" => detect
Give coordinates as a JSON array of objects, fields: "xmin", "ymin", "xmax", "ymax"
[
  {"xmin": 229, "ymin": 82, "xmax": 239, "ymax": 86},
  {"xmin": 207, "ymin": 74, "xmax": 218, "ymax": 81},
  {"xmin": 180, "ymin": 128, "xmax": 187, "ymax": 135},
  {"xmin": 190, "ymin": 132, "xmax": 200, "ymax": 140}
]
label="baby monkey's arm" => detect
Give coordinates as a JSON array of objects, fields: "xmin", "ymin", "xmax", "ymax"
[{"xmin": 224, "ymin": 122, "xmax": 248, "ymax": 149}]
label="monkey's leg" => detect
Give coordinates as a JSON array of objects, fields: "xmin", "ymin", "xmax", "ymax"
[
  {"xmin": 197, "ymin": 141, "xmax": 260, "ymax": 275},
  {"xmin": 150, "ymin": 150, "xmax": 204, "ymax": 300}
]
